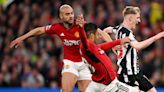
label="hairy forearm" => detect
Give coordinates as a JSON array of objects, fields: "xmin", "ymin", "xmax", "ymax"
[{"xmin": 19, "ymin": 27, "xmax": 44, "ymax": 40}]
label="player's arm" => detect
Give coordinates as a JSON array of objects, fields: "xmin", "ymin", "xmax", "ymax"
[
  {"xmin": 98, "ymin": 28, "xmax": 113, "ymax": 42},
  {"xmin": 76, "ymin": 15, "xmax": 89, "ymax": 49},
  {"xmin": 130, "ymin": 31, "xmax": 164, "ymax": 50},
  {"xmin": 98, "ymin": 28, "xmax": 119, "ymax": 54},
  {"xmin": 10, "ymin": 27, "xmax": 45, "ymax": 48},
  {"xmin": 78, "ymin": 26, "xmax": 89, "ymax": 49},
  {"xmin": 103, "ymin": 26, "xmax": 114, "ymax": 34},
  {"xmin": 99, "ymin": 37, "xmax": 130, "ymax": 51},
  {"xmin": 10, "ymin": 24, "xmax": 57, "ymax": 48},
  {"xmin": 98, "ymin": 27, "xmax": 120, "ymax": 55}
]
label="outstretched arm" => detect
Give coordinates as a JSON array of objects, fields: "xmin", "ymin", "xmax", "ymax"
[
  {"xmin": 98, "ymin": 28, "xmax": 119, "ymax": 54},
  {"xmin": 99, "ymin": 37, "xmax": 130, "ymax": 51},
  {"xmin": 130, "ymin": 31, "xmax": 164, "ymax": 50},
  {"xmin": 10, "ymin": 27, "xmax": 45, "ymax": 48}
]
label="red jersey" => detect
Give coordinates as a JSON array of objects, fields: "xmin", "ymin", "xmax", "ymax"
[
  {"xmin": 79, "ymin": 27, "xmax": 121, "ymax": 85},
  {"xmin": 44, "ymin": 23, "xmax": 82, "ymax": 62}
]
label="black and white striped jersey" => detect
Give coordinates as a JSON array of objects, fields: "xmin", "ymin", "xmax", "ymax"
[{"xmin": 113, "ymin": 25, "xmax": 140, "ymax": 75}]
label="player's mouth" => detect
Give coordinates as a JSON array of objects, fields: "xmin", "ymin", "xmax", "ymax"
[{"xmin": 69, "ymin": 18, "xmax": 74, "ymax": 22}]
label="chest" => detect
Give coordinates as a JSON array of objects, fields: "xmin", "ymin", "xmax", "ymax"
[
  {"xmin": 57, "ymin": 26, "xmax": 80, "ymax": 40},
  {"xmin": 57, "ymin": 26, "xmax": 81, "ymax": 46}
]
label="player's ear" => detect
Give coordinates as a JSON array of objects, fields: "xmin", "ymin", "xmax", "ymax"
[
  {"xmin": 129, "ymin": 15, "xmax": 133, "ymax": 22},
  {"xmin": 59, "ymin": 13, "xmax": 63, "ymax": 19}
]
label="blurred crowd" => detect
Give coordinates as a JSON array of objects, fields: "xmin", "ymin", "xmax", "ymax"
[{"xmin": 0, "ymin": 0, "xmax": 164, "ymax": 88}]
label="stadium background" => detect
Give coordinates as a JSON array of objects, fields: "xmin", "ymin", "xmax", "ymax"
[{"xmin": 0, "ymin": 0, "xmax": 164, "ymax": 91}]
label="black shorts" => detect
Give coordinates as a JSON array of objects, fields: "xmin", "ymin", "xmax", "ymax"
[{"xmin": 118, "ymin": 73, "xmax": 154, "ymax": 91}]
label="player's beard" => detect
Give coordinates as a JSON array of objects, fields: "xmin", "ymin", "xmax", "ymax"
[{"xmin": 64, "ymin": 20, "xmax": 74, "ymax": 26}]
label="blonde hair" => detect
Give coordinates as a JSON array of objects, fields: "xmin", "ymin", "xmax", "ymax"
[
  {"xmin": 59, "ymin": 4, "xmax": 73, "ymax": 13},
  {"xmin": 122, "ymin": 6, "xmax": 140, "ymax": 17}
]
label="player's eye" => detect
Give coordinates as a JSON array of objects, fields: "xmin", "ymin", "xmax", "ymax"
[
  {"xmin": 65, "ymin": 13, "xmax": 70, "ymax": 16},
  {"xmin": 71, "ymin": 12, "xmax": 74, "ymax": 15}
]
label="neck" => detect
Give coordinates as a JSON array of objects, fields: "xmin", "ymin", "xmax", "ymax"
[
  {"xmin": 63, "ymin": 22, "xmax": 73, "ymax": 30},
  {"xmin": 122, "ymin": 20, "xmax": 132, "ymax": 31}
]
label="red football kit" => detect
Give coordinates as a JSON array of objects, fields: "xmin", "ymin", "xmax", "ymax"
[
  {"xmin": 44, "ymin": 23, "xmax": 82, "ymax": 62},
  {"xmin": 79, "ymin": 27, "xmax": 121, "ymax": 85}
]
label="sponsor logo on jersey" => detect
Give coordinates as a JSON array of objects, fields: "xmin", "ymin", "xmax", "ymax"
[{"xmin": 63, "ymin": 39, "xmax": 80, "ymax": 46}]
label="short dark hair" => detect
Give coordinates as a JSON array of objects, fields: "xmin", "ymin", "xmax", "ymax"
[{"xmin": 84, "ymin": 23, "xmax": 98, "ymax": 37}]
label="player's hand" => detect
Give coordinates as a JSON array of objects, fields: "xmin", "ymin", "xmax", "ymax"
[
  {"xmin": 113, "ymin": 45, "xmax": 121, "ymax": 51},
  {"xmin": 120, "ymin": 37, "xmax": 130, "ymax": 44},
  {"xmin": 10, "ymin": 37, "xmax": 23, "ymax": 48},
  {"xmin": 97, "ymin": 28, "xmax": 104, "ymax": 39},
  {"xmin": 76, "ymin": 14, "xmax": 85, "ymax": 28}
]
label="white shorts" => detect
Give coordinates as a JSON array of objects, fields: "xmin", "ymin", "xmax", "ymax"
[
  {"xmin": 86, "ymin": 78, "xmax": 139, "ymax": 92},
  {"xmin": 61, "ymin": 59, "xmax": 91, "ymax": 80}
]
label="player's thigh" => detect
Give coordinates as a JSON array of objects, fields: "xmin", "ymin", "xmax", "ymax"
[
  {"xmin": 62, "ymin": 72, "xmax": 78, "ymax": 92},
  {"xmin": 78, "ymin": 62, "xmax": 92, "ymax": 81},
  {"xmin": 61, "ymin": 60, "xmax": 79, "ymax": 92},
  {"xmin": 78, "ymin": 62, "xmax": 92, "ymax": 92},
  {"xmin": 78, "ymin": 80, "xmax": 91, "ymax": 92}
]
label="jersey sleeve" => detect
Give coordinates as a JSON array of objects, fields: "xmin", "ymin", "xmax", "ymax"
[
  {"xmin": 112, "ymin": 25, "xmax": 120, "ymax": 34},
  {"xmin": 129, "ymin": 32, "xmax": 137, "ymax": 42},
  {"xmin": 118, "ymin": 28, "xmax": 137, "ymax": 43},
  {"xmin": 79, "ymin": 27, "xmax": 89, "ymax": 50},
  {"xmin": 98, "ymin": 40, "xmax": 121, "ymax": 51},
  {"xmin": 44, "ymin": 24, "xmax": 58, "ymax": 34},
  {"xmin": 112, "ymin": 28, "xmax": 117, "ymax": 34}
]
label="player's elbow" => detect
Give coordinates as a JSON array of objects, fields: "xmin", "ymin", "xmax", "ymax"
[{"xmin": 34, "ymin": 27, "xmax": 45, "ymax": 35}]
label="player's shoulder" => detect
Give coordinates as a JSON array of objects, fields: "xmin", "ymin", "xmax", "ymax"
[
  {"xmin": 46, "ymin": 23, "xmax": 64, "ymax": 31},
  {"xmin": 51, "ymin": 23, "xmax": 63, "ymax": 27},
  {"xmin": 112, "ymin": 25, "xmax": 121, "ymax": 34},
  {"xmin": 113, "ymin": 25, "xmax": 121, "ymax": 30},
  {"xmin": 119, "ymin": 27, "xmax": 131, "ymax": 35}
]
